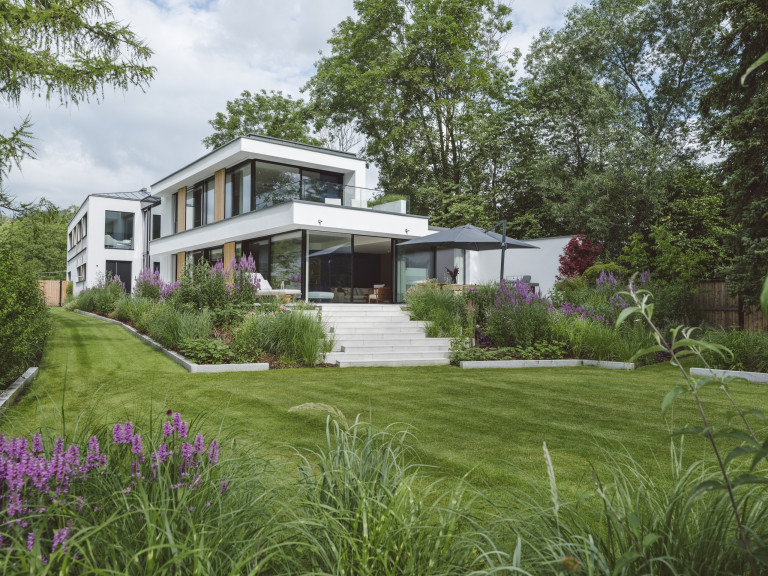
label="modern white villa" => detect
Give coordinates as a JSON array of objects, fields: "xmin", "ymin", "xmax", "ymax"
[{"xmin": 68, "ymin": 134, "xmax": 569, "ymax": 300}]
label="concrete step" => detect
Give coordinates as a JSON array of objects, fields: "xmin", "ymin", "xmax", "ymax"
[
  {"xmin": 339, "ymin": 343, "xmax": 450, "ymax": 353},
  {"xmin": 333, "ymin": 338, "xmax": 451, "ymax": 348},
  {"xmin": 335, "ymin": 358, "xmax": 451, "ymax": 368},
  {"xmin": 329, "ymin": 327, "xmax": 427, "ymax": 335},
  {"xmin": 326, "ymin": 350, "xmax": 450, "ymax": 362},
  {"xmin": 327, "ymin": 320, "xmax": 425, "ymax": 330}
]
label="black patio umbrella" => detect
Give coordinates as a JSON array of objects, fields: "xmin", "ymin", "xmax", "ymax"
[{"xmin": 398, "ymin": 223, "xmax": 538, "ymax": 284}]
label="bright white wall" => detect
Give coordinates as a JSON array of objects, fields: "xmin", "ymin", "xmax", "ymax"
[
  {"xmin": 467, "ymin": 235, "xmax": 572, "ymax": 295},
  {"xmin": 67, "ymin": 196, "xmax": 146, "ymax": 294}
]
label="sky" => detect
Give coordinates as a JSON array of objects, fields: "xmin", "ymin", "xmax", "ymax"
[{"xmin": 1, "ymin": 0, "xmax": 574, "ymax": 210}]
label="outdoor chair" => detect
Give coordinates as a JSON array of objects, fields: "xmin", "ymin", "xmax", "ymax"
[{"xmin": 368, "ymin": 284, "xmax": 391, "ymax": 303}]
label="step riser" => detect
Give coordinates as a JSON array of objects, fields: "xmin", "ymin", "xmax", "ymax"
[
  {"xmin": 336, "ymin": 359, "xmax": 450, "ymax": 368},
  {"xmin": 339, "ymin": 345, "xmax": 450, "ymax": 353},
  {"xmin": 334, "ymin": 339, "xmax": 451, "ymax": 348}
]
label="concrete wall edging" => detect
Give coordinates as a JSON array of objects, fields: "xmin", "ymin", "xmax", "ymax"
[{"xmin": 74, "ymin": 310, "xmax": 269, "ymax": 373}]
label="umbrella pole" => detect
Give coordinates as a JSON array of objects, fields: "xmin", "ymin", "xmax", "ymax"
[{"xmin": 499, "ymin": 220, "xmax": 507, "ymax": 285}]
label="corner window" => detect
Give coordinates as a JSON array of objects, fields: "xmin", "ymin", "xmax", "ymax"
[
  {"xmin": 226, "ymin": 162, "xmax": 251, "ymax": 218},
  {"xmin": 104, "ymin": 211, "xmax": 134, "ymax": 250}
]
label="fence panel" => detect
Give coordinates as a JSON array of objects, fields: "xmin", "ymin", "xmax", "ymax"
[
  {"xmin": 38, "ymin": 280, "xmax": 70, "ymax": 306},
  {"xmin": 695, "ymin": 281, "xmax": 767, "ymax": 331}
]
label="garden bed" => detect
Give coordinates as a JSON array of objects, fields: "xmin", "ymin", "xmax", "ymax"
[
  {"xmin": 75, "ymin": 310, "xmax": 270, "ymax": 373},
  {"xmin": 0, "ymin": 367, "xmax": 39, "ymax": 413}
]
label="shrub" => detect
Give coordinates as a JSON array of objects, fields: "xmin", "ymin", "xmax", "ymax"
[
  {"xmin": 557, "ymin": 232, "xmax": 603, "ymax": 278},
  {"xmin": 583, "ymin": 261, "xmax": 622, "ymax": 283},
  {"xmin": 701, "ymin": 328, "xmax": 768, "ymax": 373},
  {"xmin": 0, "ymin": 247, "xmax": 50, "ymax": 386},
  {"xmin": 172, "ymin": 260, "xmax": 228, "ymax": 310},
  {"xmin": 484, "ymin": 279, "xmax": 553, "ymax": 348},
  {"xmin": 133, "ymin": 268, "xmax": 164, "ymax": 301},
  {"xmin": 178, "ymin": 338, "xmax": 237, "ymax": 364},
  {"xmin": 73, "ymin": 274, "xmax": 126, "ymax": 315},
  {"xmin": 233, "ymin": 309, "xmax": 332, "ymax": 366}
]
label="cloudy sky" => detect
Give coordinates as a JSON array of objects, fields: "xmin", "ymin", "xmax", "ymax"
[{"xmin": 2, "ymin": 0, "xmax": 574, "ymax": 209}]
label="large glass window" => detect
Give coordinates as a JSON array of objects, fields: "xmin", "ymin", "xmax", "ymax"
[
  {"xmin": 242, "ymin": 238, "xmax": 269, "ymax": 276},
  {"xmin": 308, "ymin": 233, "xmax": 352, "ymax": 302},
  {"xmin": 302, "ymin": 170, "xmax": 343, "ymax": 203},
  {"xmin": 106, "ymin": 260, "xmax": 133, "ymax": 293},
  {"xmin": 225, "ymin": 162, "xmax": 251, "ymax": 218},
  {"xmin": 105, "ymin": 211, "xmax": 134, "ymax": 249},
  {"xmin": 269, "ymin": 232, "xmax": 302, "ymax": 290},
  {"xmin": 185, "ymin": 187, "xmax": 197, "ymax": 230},
  {"xmin": 152, "ymin": 214, "xmax": 161, "ymax": 240},
  {"xmin": 396, "ymin": 244, "xmax": 435, "ymax": 301},
  {"xmin": 252, "ymin": 162, "xmax": 300, "ymax": 211}
]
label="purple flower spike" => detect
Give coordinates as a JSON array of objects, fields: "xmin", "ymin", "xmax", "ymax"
[
  {"xmin": 173, "ymin": 412, "xmax": 182, "ymax": 431},
  {"xmin": 193, "ymin": 434, "xmax": 204, "ymax": 454},
  {"xmin": 53, "ymin": 526, "xmax": 71, "ymax": 550},
  {"xmin": 113, "ymin": 424, "xmax": 122, "ymax": 444},
  {"xmin": 131, "ymin": 434, "xmax": 143, "ymax": 455},
  {"xmin": 208, "ymin": 440, "xmax": 220, "ymax": 466},
  {"xmin": 163, "ymin": 421, "xmax": 174, "ymax": 438},
  {"xmin": 178, "ymin": 421, "xmax": 188, "ymax": 439},
  {"xmin": 27, "ymin": 532, "xmax": 34, "ymax": 551},
  {"xmin": 123, "ymin": 422, "xmax": 134, "ymax": 442},
  {"xmin": 32, "ymin": 433, "xmax": 43, "ymax": 453}
]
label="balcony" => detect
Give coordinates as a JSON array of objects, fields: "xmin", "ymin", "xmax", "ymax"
[{"xmin": 259, "ymin": 178, "xmax": 411, "ymax": 214}]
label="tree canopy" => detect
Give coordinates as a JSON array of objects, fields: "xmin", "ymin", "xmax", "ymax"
[
  {"xmin": 0, "ymin": 0, "xmax": 155, "ymax": 209},
  {"xmin": 202, "ymin": 90, "xmax": 323, "ymax": 150}
]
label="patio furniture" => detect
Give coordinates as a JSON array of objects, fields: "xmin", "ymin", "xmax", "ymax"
[
  {"xmin": 368, "ymin": 285, "xmax": 391, "ymax": 303},
  {"xmin": 250, "ymin": 273, "xmax": 301, "ymax": 303}
]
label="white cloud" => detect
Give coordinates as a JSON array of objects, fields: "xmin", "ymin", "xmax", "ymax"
[{"xmin": 1, "ymin": 0, "xmax": 567, "ymax": 208}]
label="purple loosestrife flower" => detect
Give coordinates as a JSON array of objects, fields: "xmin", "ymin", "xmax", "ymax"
[
  {"xmin": 113, "ymin": 424, "xmax": 122, "ymax": 444},
  {"xmin": 131, "ymin": 434, "xmax": 143, "ymax": 455},
  {"xmin": 32, "ymin": 433, "xmax": 43, "ymax": 453},
  {"xmin": 173, "ymin": 412, "xmax": 182, "ymax": 431},
  {"xmin": 193, "ymin": 434, "xmax": 204, "ymax": 454},
  {"xmin": 123, "ymin": 422, "xmax": 134, "ymax": 442},
  {"xmin": 208, "ymin": 440, "xmax": 220, "ymax": 465},
  {"xmin": 163, "ymin": 421, "xmax": 174, "ymax": 438},
  {"xmin": 52, "ymin": 526, "xmax": 71, "ymax": 551},
  {"xmin": 27, "ymin": 532, "xmax": 34, "ymax": 551},
  {"xmin": 178, "ymin": 421, "xmax": 188, "ymax": 439}
]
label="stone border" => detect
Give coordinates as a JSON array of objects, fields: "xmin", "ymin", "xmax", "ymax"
[
  {"xmin": 0, "ymin": 367, "xmax": 39, "ymax": 413},
  {"xmin": 690, "ymin": 367, "xmax": 768, "ymax": 384},
  {"xmin": 74, "ymin": 310, "xmax": 269, "ymax": 373},
  {"xmin": 460, "ymin": 359, "xmax": 635, "ymax": 370}
]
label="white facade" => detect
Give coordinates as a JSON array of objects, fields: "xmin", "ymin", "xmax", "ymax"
[
  {"xmin": 66, "ymin": 194, "xmax": 146, "ymax": 295},
  {"xmin": 466, "ymin": 235, "xmax": 572, "ymax": 296}
]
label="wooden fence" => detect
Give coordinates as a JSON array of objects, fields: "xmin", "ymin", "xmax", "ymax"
[
  {"xmin": 39, "ymin": 280, "xmax": 71, "ymax": 307},
  {"xmin": 695, "ymin": 280, "xmax": 768, "ymax": 331}
]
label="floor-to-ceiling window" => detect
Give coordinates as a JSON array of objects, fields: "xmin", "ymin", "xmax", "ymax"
[
  {"xmin": 302, "ymin": 170, "xmax": 343, "ymax": 203},
  {"xmin": 269, "ymin": 232, "xmax": 302, "ymax": 290},
  {"xmin": 106, "ymin": 260, "xmax": 133, "ymax": 293},
  {"xmin": 353, "ymin": 236, "xmax": 393, "ymax": 302},
  {"xmin": 226, "ymin": 162, "xmax": 251, "ymax": 218},
  {"xmin": 308, "ymin": 232, "xmax": 352, "ymax": 302}
]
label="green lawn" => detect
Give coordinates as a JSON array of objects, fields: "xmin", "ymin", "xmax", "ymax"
[{"xmin": 3, "ymin": 308, "xmax": 766, "ymax": 503}]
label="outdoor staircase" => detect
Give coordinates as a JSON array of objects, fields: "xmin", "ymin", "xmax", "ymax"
[{"xmin": 319, "ymin": 304, "xmax": 451, "ymax": 368}]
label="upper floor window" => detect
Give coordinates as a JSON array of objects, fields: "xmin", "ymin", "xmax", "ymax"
[
  {"xmin": 186, "ymin": 176, "xmax": 215, "ymax": 229},
  {"xmin": 105, "ymin": 211, "xmax": 134, "ymax": 250},
  {"xmin": 226, "ymin": 162, "xmax": 251, "ymax": 218},
  {"xmin": 252, "ymin": 161, "xmax": 300, "ymax": 212},
  {"xmin": 152, "ymin": 214, "xmax": 161, "ymax": 240}
]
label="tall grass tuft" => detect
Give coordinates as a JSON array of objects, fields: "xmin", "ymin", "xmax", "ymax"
[
  {"xmin": 405, "ymin": 283, "xmax": 467, "ymax": 337},
  {"xmin": 144, "ymin": 305, "xmax": 212, "ymax": 349},
  {"xmin": 277, "ymin": 417, "xmax": 504, "ymax": 574},
  {"xmin": 497, "ymin": 449, "xmax": 768, "ymax": 575},
  {"xmin": 233, "ymin": 309, "xmax": 333, "ymax": 366}
]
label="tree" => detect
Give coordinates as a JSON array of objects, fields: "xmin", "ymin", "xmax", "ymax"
[
  {"xmin": 0, "ymin": 0, "xmax": 154, "ymax": 200},
  {"xmin": 0, "ymin": 200, "xmax": 76, "ymax": 279},
  {"xmin": 519, "ymin": 0, "xmax": 721, "ymax": 254},
  {"xmin": 306, "ymin": 0, "xmax": 516, "ymax": 224},
  {"xmin": 203, "ymin": 90, "xmax": 324, "ymax": 150},
  {"xmin": 700, "ymin": 0, "xmax": 768, "ymax": 309}
]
